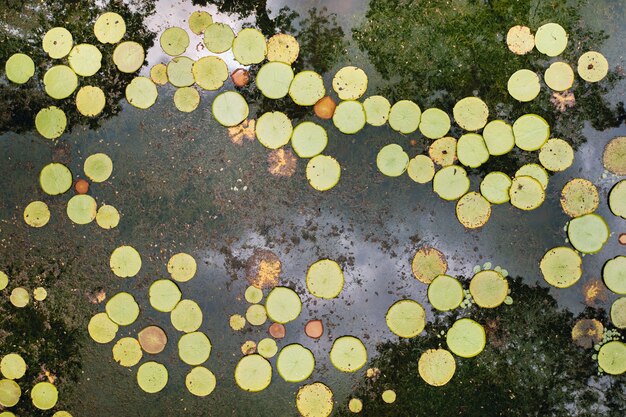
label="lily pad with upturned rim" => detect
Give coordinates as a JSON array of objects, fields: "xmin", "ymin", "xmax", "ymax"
[
  {"xmin": 515, "ymin": 163, "xmax": 549, "ymax": 190},
  {"xmin": 411, "ymin": 247, "xmax": 447, "ymax": 284},
  {"xmin": 545, "ymin": 62, "xmax": 575, "ymax": 91},
  {"xmin": 66, "ymin": 194, "xmax": 97, "ymax": 224},
  {"xmin": 265, "ymin": 286, "xmax": 301, "ymax": 324},
  {"xmin": 428, "ymin": 274, "xmax": 464, "ymax": 311},
  {"xmin": 482, "ymin": 120, "xmax": 515, "ymax": 156},
  {"xmin": 469, "ymin": 270, "xmax": 508, "ymax": 308},
  {"xmin": 234, "ymin": 354, "xmax": 272, "ymax": 392},
  {"xmin": 149, "ymin": 279, "xmax": 182, "ymax": 312},
  {"xmin": 110, "ymin": 245, "xmax": 141, "ymax": 278},
  {"xmin": 509, "ymin": 176, "xmax": 545, "ymax": 210},
  {"xmin": 608, "ymin": 180, "xmax": 626, "ymax": 219},
  {"xmin": 76, "ymin": 86, "xmax": 106, "ymax": 117},
  {"xmin": 419, "ymin": 108, "xmax": 450, "ymax": 139},
  {"xmin": 407, "ymin": 155, "xmax": 435, "ymax": 184},
  {"xmin": 290, "ymin": 121, "xmax": 327, "ymax": 158},
  {"xmin": 256, "ymin": 62, "xmax": 294, "ymax": 99},
  {"xmin": 433, "ymin": 165, "xmax": 470, "ymax": 201},
  {"xmin": 457, "ymin": 133, "xmax": 489, "ymax": 168},
  {"xmin": 456, "ymin": 192, "xmax": 491, "ymax": 229},
  {"xmin": 446, "ymin": 318, "xmax": 486, "ymax": 358},
  {"xmin": 106, "ymin": 292, "xmax": 140, "ymax": 326},
  {"xmin": 603, "ymin": 256, "xmax": 626, "ymax": 294},
  {"xmin": 189, "ymin": 11, "xmax": 213, "ymax": 35},
  {"xmin": 266, "ymin": 33, "xmax": 299, "ymax": 64},
  {"xmin": 306, "ymin": 259, "xmax": 344, "ymax": 299},
  {"xmin": 512, "ymin": 114, "xmax": 550, "ymax": 151},
  {"xmin": 255, "ymin": 111, "xmax": 293, "ymax": 149},
  {"xmin": 539, "ymin": 138, "xmax": 574, "ymax": 172},
  {"xmin": 68, "ymin": 44, "xmax": 102, "ymax": 77},
  {"xmin": 186, "ymin": 366, "xmax": 216, "ymax": 397},
  {"xmin": 276, "ymin": 344, "xmax": 315, "ymax": 382},
  {"xmin": 31, "ymin": 381, "xmax": 57, "ymax": 410},
  {"xmin": 289, "ymin": 71, "xmax": 325, "ymax": 106},
  {"xmin": 43, "ymin": 65, "xmax": 78, "ymax": 100}
]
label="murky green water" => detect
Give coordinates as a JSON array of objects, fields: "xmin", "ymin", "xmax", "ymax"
[{"xmin": 0, "ymin": 0, "xmax": 624, "ymax": 416}]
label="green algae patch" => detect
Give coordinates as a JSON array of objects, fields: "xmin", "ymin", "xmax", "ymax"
[
  {"xmin": 186, "ymin": 366, "xmax": 216, "ymax": 397},
  {"xmin": 167, "ymin": 253, "xmax": 197, "ymax": 282},
  {"xmin": 506, "ymin": 25, "xmax": 534, "ymax": 55},
  {"xmin": 233, "ymin": 28, "xmax": 267, "ymax": 65},
  {"xmin": 296, "ymin": 382, "xmax": 333, "ymax": 417},
  {"xmin": 407, "ymin": 155, "xmax": 435, "ymax": 184},
  {"xmin": 428, "ymin": 274, "xmax": 463, "ymax": 311},
  {"xmin": 31, "ymin": 381, "xmax": 58, "ymax": 410},
  {"xmin": 44, "ymin": 65, "xmax": 78, "ymax": 100},
  {"xmin": 113, "ymin": 41, "xmax": 145, "ymax": 73},
  {"xmin": 276, "ymin": 344, "xmax": 315, "ymax": 382},
  {"xmin": 24, "ymin": 201, "xmax": 50, "ymax": 228},
  {"xmin": 540, "ymin": 247, "xmax": 582, "ymax": 288},
  {"xmin": 96, "ymin": 204, "xmax": 119, "ymax": 229},
  {"xmin": 212, "ymin": 91, "xmax": 249, "ymax": 127},
  {"xmin": 609, "ymin": 180, "xmax": 626, "ymax": 219},
  {"xmin": 94, "ymin": 12, "xmax": 126, "ymax": 44},
  {"xmin": 377, "ymin": 144, "xmax": 409, "ymax": 177},
  {"xmin": 539, "ymin": 138, "xmax": 574, "ymax": 172},
  {"xmin": 174, "ymin": 87, "xmax": 200, "ymax": 113},
  {"xmin": 507, "ymin": 69, "xmax": 540, "ymax": 102},
  {"xmin": 178, "ymin": 331, "xmax": 212, "ymax": 365},
  {"xmin": 429, "ymin": 136, "xmax": 457, "ymax": 166},
  {"xmin": 598, "ymin": 341, "xmax": 626, "ymax": 375},
  {"xmin": 84, "ymin": 153, "xmax": 113, "ymax": 182},
  {"xmin": 388, "ymin": 100, "xmax": 421, "ymax": 134},
  {"xmin": 333, "ymin": 100, "xmax": 366, "ymax": 134},
  {"xmin": 603, "ymin": 256, "xmax": 626, "ymax": 294},
  {"xmin": 76, "ymin": 86, "xmax": 106, "ymax": 117},
  {"xmin": 457, "ymin": 133, "xmax": 489, "ymax": 168},
  {"xmin": 234, "ymin": 354, "xmax": 272, "ymax": 392},
  {"xmin": 515, "ymin": 163, "xmax": 549, "ymax": 190},
  {"xmin": 112, "ymin": 337, "xmax": 143, "ymax": 367},
  {"xmin": 149, "ymin": 279, "xmax": 182, "ymax": 312},
  {"xmin": 68, "ymin": 44, "xmax": 102, "ymax": 77},
  {"xmin": 137, "ymin": 362, "xmax": 168, "ymax": 393},
  {"xmin": 66, "ymin": 194, "xmax": 97, "ymax": 224},
  {"xmin": 453, "ymin": 97, "xmax": 488, "ymax": 131},
  {"xmin": 482, "ymin": 120, "xmax": 515, "ymax": 156},
  {"xmin": 567, "ymin": 213, "xmax": 609, "ymax": 254},
  {"xmin": 330, "ymin": 336, "xmax": 367, "ymax": 372},
  {"xmin": 433, "ymin": 165, "xmax": 470, "ymax": 201},
  {"xmin": 36, "ymin": 106, "xmax": 67, "ymax": 139},
  {"xmin": 160, "ymin": 27, "xmax": 189, "ymax": 56},
  {"xmin": 171, "ymin": 299, "xmax": 203, "ymax": 332},
  {"xmin": 265, "ymin": 286, "xmax": 301, "ymax": 324},
  {"xmin": 603, "ymin": 136, "xmax": 626, "ymax": 175},
  {"xmin": 256, "ymin": 111, "xmax": 293, "ymax": 149},
  {"xmin": 306, "ymin": 259, "xmax": 344, "ymax": 299},
  {"xmin": 40, "ymin": 162, "xmax": 72, "ymax": 195},
  {"xmin": 258, "ymin": 338, "xmax": 278, "ymax": 358},
  {"xmin": 385, "ymin": 299, "xmax": 426, "ymax": 338},
  {"xmin": 256, "ymin": 62, "xmax": 294, "ymax": 99},
  {"xmin": 456, "ymin": 192, "xmax": 491, "ymax": 229},
  {"xmin": 578, "ymin": 51, "xmax": 609, "ymax": 83},
  {"xmin": 43, "ymin": 27, "xmax": 73, "ymax": 59},
  {"xmin": 363, "ymin": 95, "xmax": 391, "ymax": 126},
  {"xmin": 267, "ymin": 33, "xmax": 300, "ymax": 64},
  {"xmin": 419, "ymin": 108, "xmax": 451, "ymax": 139},
  {"xmin": 125, "ymin": 76, "xmax": 158, "ymax": 109},
  {"xmin": 110, "ymin": 245, "xmax": 142, "ymax": 278},
  {"xmin": 0, "ymin": 379, "xmax": 21, "ymax": 407},
  {"xmin": 189, "ymin": 11, "xmax": 213, "ymax": 35},
  {"xmin": 289, "ymin": 71, "xmax": 325, "ymax": 106},
  {"xmin": 1, "ymin": 354, "xmax": 26, "ymax": 380},
  {"xmin": 418, "ymin": 348, "xmax": 455, "ymax": 387},
  {"xmin": 203, "ymin": 23, "xmax": 235, "ymax": 53},
  {"xmin": 88, "ymin": 312, "xmax": 118, "ymax": 344},
  {"xmin": 243, "ymin": 304, "xmax": 265, "ymax": 326},
  {"xmin": 545, "ymin": 62, "xmax": 575, "ymax": 92},
  {"xmin": 332, "ymin": 66, "xmax": 368, "ymax": 100},
  {"xmin": 469, "ymin": 270, "xmax": 508, "ymax": 308},
  {"xmin": 291, "ymin": 121, "xmax": 328, "ymax": 158},
  {"xmin": 480, "ymin": 172, "xmax": 512, "ymax": 204},
  {"xmin": 106, "ymin": 292, "xmax": 140, "ymax": 326},
  {"xmin": 513, "ymin": 114, "xmax": 550, "ymax": 151},
  {"xmin": 535, "ymin": 23, "xmax": 568, "ymax": 57},
  {"xmin": 306, "ymin": 155, "xmax": 341, "ymax": 191},
  {"xmin": 509, "ymin": 176, "xmax": 545, "ymax": 211},
  {"xmin": 560, "ymin": 178, "xmax": 599, "ymax": 218},
  {"xmin": 446, "ymin": 318, "xmax": 486, "ymax": 358},
  {"xmin": 193, "ymin": 56, "xmax": 228, "ymax": 90},
  {"xmin": 5, "ymin": 53, "xmax": 35, "ymax": 84},
  {"xmin": 412, "ymin": 247, "xmax": 447, "ymax": 284}
]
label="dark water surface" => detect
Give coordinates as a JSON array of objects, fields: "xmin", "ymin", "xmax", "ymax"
[{"xmin": 0, "ymin": 0, "xmax": 624, "ymax": 416}]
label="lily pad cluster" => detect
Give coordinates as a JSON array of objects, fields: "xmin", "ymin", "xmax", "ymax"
[
  {"xmin": 25, "ymin": 154, "xmax": 118, "ymax": 229},
  {"xmin": 506, "ymin": 23, "xmax": 609, "ymax": 102},
  {"xmin": 0, "ymin": 352, "xmax": 71, "ymax": 415},
  {"xmin": 88, "ymin": 248, "xmax": 217, "ymax": 396}
]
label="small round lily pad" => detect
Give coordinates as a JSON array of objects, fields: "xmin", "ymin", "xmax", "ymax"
[
  {"xmin": 306, "ymin": 155, "xmax": 341, "ymax": 191},
  {"xmin": 457, "ymin": 133, "xmax": 489, "ymax": 168},
  {"xmin": 508, "ymin": 69, "xmax": 540, "ymax": 102},
  {"xmin": 167, "ymin": 253, "xmax": 197, "ymax": 282},
  {"xmin": 256, "ymin": 62, "xmax": 294, "ymax": 99},
  {"xmin": 138, "ymin": 325, "xmax": 167, "ymax": 354},
  {"xmin": 174, "ymin": 87, "xmax": 200, "ymax": 113},
  {"xmin": 113, "ymin": 41, "xmax": 144, "ymax": 73},
  {"xmin": 429, "ymin": 136, "xmax": 457, "ymax": 166},
  {"xmin": 68, "ymin": 44, "xmax": 102, "ymax": 76},
  {"xmin": 428, "ymin": 274, "xmax": 463, "ymax": 311},
  {"xmin": 266, "ymin": 33, "xmax": 299, "ymax": 64},
  {"xmin": 265, "ymin": 286, "xmax": 301, "ymax": 324},
  {"xmin": 609, "ymin": 180, "xmax": 626, "ymax": 219},
  {"xmin": 160, "ymin": 27, "xmax": 189, "ymax": 56},
  {"xmin": 482, "ymin": 120, "xmax": 515, "ymax": 156},
  {"xmin": 84, "ymin": 153, "xmax": 113, "ymax": 182},
  {"xmin": 94, "ymin": 12, "xmax": 126, "ymax": 44},
  {"xmin": 388, "ymin": 100, "xmax": 421, "ymax": 134},
  {"xmin": 256, "ymin": 111, "xmax": 293, "ymax": 149},
  {"xmin": 603, "ymin": 136, "xmax": 626, "ymax": 175},
  {"xmin": 535, "ymin": 23, "xmax": 568, "ymax": 57},
  {"xmin": 5, "ymin": 53, "xmax": 35, "ymax": 84},
  {"xmin": 453, "ymin": 97, "xmax": 488, "ymax": 131},
  {"xmin": 234, "ymin": 354, "xmax": 272, "ymax": 392},
  {"xmin": 178, "ymin": 331, "xmax": 212, "ymax": 365},
  {"xmin": 306, "ymin": 259, "xmax": 344, "ymax": 299},
  {"xmin": 186, "ymin": 366, "xmax": 216, "ymax": 397},
  {"xmin": 39, "ymin": 163, "xmax": 72, "ymax": 195},
  {"xmin": 44, "ymin": 65, "xmax": 78, "ymax": 99},
  {"xmin": 333, "ymin": 100, "xmax": 366, "ymax": 134},
  {"xmin": 276, "ymin": 344, "xmax": 315, "ymax": 382},
  {"xmin": 24, "ymin": 201, "xmax": 50, "ymax": 228},
  {"xmin": 96, "ymin": 205, "xmax": 119, "ymax": 229},
  {"xmin": 291, "ymin": 121, "xmax": 327, "ymax": 158},
  {"xmin": 10, "ymin": 287, "xmax": 29, "ymax": 308},
  {"xmin": 456, "ymin": 192, "xmax": 491, "ymax": 229},
  {"xmin": 43, "ymin": 27, "xmax": 73, "ymax": 59},
  {"xmin": 66, "ymin": 194, "xmax": 97, "ymax": 224},
  {"xmin": 232, "ymin": 28, "xmax": 267, "ymax": 65},
  {"xmin": 76, "ymin": 86, "xmax": 106, "ymax": 117},
  {"xmin": 545, "ymin": 62, "xmax": 575, "ymax": 91},
  {"xmin": 88, "ymin": 312, "xmax": 118, "ymax": 344},
  {"xmin": 112, "ymin": 337, "xmax": 143, "ymax": 367},
  {"xmin": 170, "ymin": 299, "xmax": 203, "ymax": 332},
  {"xmin": 385, "ymin": 299, "xmax": 426, "ymax": 338},
  {"xmin": 31, "ymin": 381, "xmax": 57, "ymax": 410},
  {"xmin": 189, "ymin": 11, "xmax": 213, "ymax": 35},
  {"xmin": 419, "ymin": 108, "xmax": 450, "ymax": 139},
  {"xmin": 137, "ymin": 362, "xmax": 168, "ymax": 393},
  {"xmin": 539, "ymin": 138, "xmax": 574, "ymax": 171},
  {"xmin": 560, "ymin": 178, "xmax": 598, "ymax": 217},
  {"xmin": 578, "ymin": 51, "xmax": 609, "ymax": 83},
  {"xmin": 167, "ymin": 56, "xmax": 195, "ymax": 87},
  {"xmin": 509, "ymin": 176, "xmax": 545, "ymax": 210},
  {"xmin": 567, "ymin": 213, "xmax": 609, "ymax": 254},
  {"xmin": 212, "ymin": 91, "xmax": 249, "ymax": 127},
  {"xmin": 480, "ymin": 172, "xmax": 512, "ymax": 204},
  {"xmin": 598, "ymin": 341, "xmax": 626, "ymax": 375},
  {"xmin": 433, "ymin": 165, "xmax": 470, "ymax": 201},
  {"xmin": 203, "ymin": 23, "xmax": 234, "ymax": 53},
  {"xmin": 296, "ymin": 382, "xmax": 333, "ymax": 417},
  {"xmin": 469, "ymin": 270, "xmax": 508, "ymax": 308},
  {"xmin": 363, "ymin": 95, "xmax": 391, "ymax": 126},
  {"xmin": 332, "ymin": 66, "xmax": 368, "ymax": 100},
  {"xmin": 110, "ymin": 245, "xmax": 141, "ymax": 278},
  {"xmin": 540, "ymin": 246, "xmax": 582, "ymax": 288},
  {"xmin": 603, "ymin": 256, "xmax": 626, "ymax": 294},
  {"xmin": 506, "ymin": 25, "xmax": 534, "ymax": 55},
  {"xmin": 150, "ymin": 63, "xmax": 168, "ymax": 85},
  {"xmin": 377, "ymin": 144, "xmax": 409, "ymax": 177},
  {"xmin": 125, "ymin": 76, "xmax": 158, "ymax": 109},
  {"xmin": 411, "ymin": 247, "xmax": 447, "ymax": 284},
  {"xmin": 193, "ymin": 56, "xmax": 228, "ymax": 90},
  {"xmin": 36, "ymin": 107, "xmax": 66, "ymax": 139},
  {"xmin": 289, "ymin": 71, "xmax": 325, "ymax": 106},
  {"xmin": 446, "ymin": 318, "xmax": 486, "ymax": 358},
  {"xmin": 515, "ymin": 163, "xmax": 548, "ymax": 190},
  {"xmin": 149, "ymin": 279, "xmax": 182, "ymax": 312},
  {"xmin": 513, "ymin": 114, "xmax": 550, "ymax": 151},
  {"xmin": 407, "ymin": 155, "xmax": 435, "ymax": 184},
  {"xmin": 330, "ymin": 336, "xmax": 367, "ymax": 372},
  {"xmin": 1, "ymin": 354, "xmax": 26, "ymax": 380},
  {"xmin": 106, "ymin": 292, "xmax": 140, "ymax": 326},
  {"xmin": 418, "ymin": 348, "xmax": 455, "ymax": 386}
]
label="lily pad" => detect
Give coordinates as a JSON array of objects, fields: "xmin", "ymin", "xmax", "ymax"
[
  {"xmin": 43, "ymin": 65, "xmax": 78, "ymax": 99},
  {"xmin": 428, "ymin": 136, "xmax": 457, "ymax": 166},
  {"xmin": 266, "ymin": 33, "xmax": 299, "ymax": 64},
  {"xmin": 24, "ymin": 201, "xmax": 50, "ymax": 228},
  {"xmin": 234, "ymin": 354, "xmax": 272, "ymax": 392},
  {"xmin": 469, "ymin": 270, "xmax": 508, "ymax": 308},
  {"xmin": 446, "ymin": 318, "xmax": 486, "ymax": 358},
  {"xmin": 106, "ymin": 292, "xmax": 140, "ymax": 326},
  {"xmin": 265, "ymin": 286, "xmax": 301, "ymax": 324},
  {"xmin": 170, "ymin": 299, "xmax": 203, "ymax": 332},
  {"xmin": 203, "ymin": 23, "xmax": 234, "ymax": 53},
  {"xmin": 76, "ymin": 86, "xmax": 106, "ymax": 117},
  {"xmin": 363, "ymin": 95, "xmax": 391, "ymax": 126},
  {"xmin": 306, "ymin": 155, "xmax": 341, "ymax": 191},
  {"xmin": 68, "ymin": 44, "xmax": 102, "ymax": 76},
  {"xmin": 609, "ymin": 180, "xmax": 626, "ymax": 219},
  {"xmin": 110, "ymin": 245, "xmax": 142, "ymax": 278},
  {"xmin": 480, "ymin": 172, "xmax": 512, "ymax": 204},
  {"xmin": 332, "ymin": 66, "xmax": 368, "ymax": 100},
  {"xmin": 36, "ymin": 107, "xmax": 66, "ymax": 139},
  {"xmin": 173, "ymin": 87, "xmax": 200, "ymax": 113},
  {"xmin": 540, "ymin": 247, "xmax": 582, "ymax": 288},
  {"xmin": 43, "ymin": 27, "xmax": 73, "ymax": 59},
  {"xmin": 125, "ymin": 76, "xmax": 158, "ymax": 109},
  {"xmin": 482, "ymin": 120, "xmax": 515, "ymax": 156},
  {"xmin": 544, "ymin": 62, "xmax": 575, "ymax": 91},
  {"xmin": 330, "ymin": 336, "xmax": 367, "ymax": 372},
  {"xmin": 506, "ymin": 25, "xmax": 534, "ymax": 55},
  {"xmin": 513, "ymin": 114, "xmax": 550, "ymax": 151},
  {"xmin": 388, "ymin": 100, "xmax": 421, "ymax": 134},
  {"xmin": 560, "ymin": 178, "xmax": 598, "ymax": 217},
  {"xmin": 509, "ymin": 176, "xmax": 545, "ymax": 210},
  {"xmin": 433, "ymin": 165, "xmax": 470, "ymax": 201},
  {"xmin": 94, "ymin": 12, "xmax": 126, "ymax": 44},
  {"xmin": 39, "ymin": 163, "xmax": 72, "ymax": 195},
  {"xmin": 418, "ymin": 348, "xmax": 455, "ymax": 386},
  {"xmin": 137, "ymin": 362, "xmax": 168, "ymax": 393},
  {"xmin": 212, "ymin": 91, "xmax": 249, "ymax": 127},
  {"xmin": 539, "ymin": 138, "xmax": 574, "ymax": 172},
  {"xmin": 276, "ymin": 344, "xmax": 315, "ymax": 382},
  {"xmin": 407, "ymin": 155, "xmax": 435, "ymax": 184},
  {"xmin": 376, "ymin": 144, "xmax": 409, "ymax": 177},
  {"xmin": 188, "ymin": 11, "xmax": 213, "ymax": 35},
  {"xmin": 193, "ymin": 56, "xmax": 228, "ymax": 90},
  {"xmin": 535, "ymin": 23, "xmax": 568, "ymax": 57},
  {"xmin": 256, "ymin": 62, "xmax": 294, "ymax": 99},
  {"xmin": 296, "ymin": 382, "xmax": 333, "ymax": 417},
  {"xmin": 457, "ymin": 133, "xmax": 489, "ymax": 168},
  {"xmin": 428, "ymin": 274, "xmax": 464, "ymax": 311},
  {"xmin": 306, "ymin": 259, "xmax": 344, "ymax": 299},
  {"xmin": 178, "ymin": 331, "xmax": 212, "ymax": 365},
  {"xmin": 5, "ymin": 53, "xmax": 35, "ymax": 84},
  {"xmin": 167, "ymin": 253, "xmax": 197, "ymax": 282},
  {"xmin": 113, "ymin": 41, "xmax": 145, "ymax": 73},
  {"xmin": 456, "ymin": 192, "xmax": 491, "ymax": 229},
  {"xmin": 578, "ymin": 51, "xmax": 609, "ymax": 83},
  {"xmin": 453, "ymin": 97, "xmax": 488, "ymax": 131},
  {"xmin": 333, "ymin": 100, "xmax": 366, "ymax": 134},
  {"xmin": 232, "ymin": 28, "xmax": 267, "ymax": 65},
  {"xmin": 567, "ymin": 213, "xmax": 609, "ymax": 254},
  {"xmin": 291, "ymin": 121, "xmax": 328, "ymax": 158},
  {"xmin": 385, "ymin": 299, "xmax": 426, "ymax": 338},
  {"xmin": 256, "ymin": 111, "xmax": 293, "ymax": 149},
  {"xmin": 160, "ymin": 27, "xmax": 189, "ymax": 56},
  {"xmin": 508, "ymin": 69, "xmax": 540, "ymax": 102},
  {"xmin": 419, "ymin": 108, "xmax": 451, "ymax": 139},
  {"xmin": 289, "ymin": 71, "xmax": 325, "ymax": 106},
  {"xmin": 66, "ymin": 194, "xmax": 97, "ymax": 224},
  {"xmin": 186, "ymin": 366, "xmax": 216, "ymax": 397}
]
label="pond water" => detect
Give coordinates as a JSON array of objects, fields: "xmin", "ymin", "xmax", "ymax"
[{"xmin": 0, "ymin": 0, "xmax": 625, "ymax": 416}]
